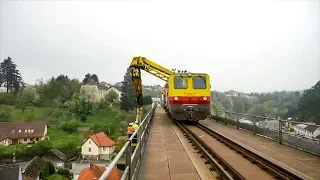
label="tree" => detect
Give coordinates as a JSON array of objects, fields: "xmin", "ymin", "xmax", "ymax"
[
  {"xmin": 142, "ymin": 96, "xmax": 153, "ymax": 105},
  {"xmin": 120, "ymin": 68, "xmax": 136, "ymax": 111},
  {"xmin": 91, "ymin": 74, "xmax": 99, "ymax": 83},
  {"xmin": 0, "ymin": 57, "xmax": 24, "ymax": 93},
  {"xmin": 82, "ymin": 73, "xmax": 99, "ymax": 84},
  {"xmin": 82, "ymin": 73, "xmax": 91, "ymax": 84},
  {"xmin": 106, "ymin": 89, "xmax": 119, "ymax": 102},
  {"xmin": 17, "ymin": 87, "xmax": 39, "ymax": 112}
]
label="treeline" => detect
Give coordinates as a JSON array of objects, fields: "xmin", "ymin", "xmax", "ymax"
[{"xmin": 212, "ymin": 81, "xmax": 320, "ymax": 124}]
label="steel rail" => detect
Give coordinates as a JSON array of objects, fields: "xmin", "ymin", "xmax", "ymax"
[
  {"xmin": 196, "ymin": 123, "xmax": 306, "ymax": 180},
  {"xmin": 170, "ymin": 118, "xmax": 243, "ymax": 180}
]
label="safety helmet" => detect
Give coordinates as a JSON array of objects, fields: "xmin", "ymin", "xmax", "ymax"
[
  {"xmin": 129, "ymin": 123, "xmax": 134, "ymax": 126},
  {"xmin": 135, "ymin": 121, "xmax": 138, "ymax": 124}
]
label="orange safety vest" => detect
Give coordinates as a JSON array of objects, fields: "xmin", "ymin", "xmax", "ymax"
[
  {"xmin": 127, "ymin": 126, "xmax": 134, "ymax": 133},
  {"xmin": 162, "ymin": 89, "xmax": 167, "ymax": 94}
]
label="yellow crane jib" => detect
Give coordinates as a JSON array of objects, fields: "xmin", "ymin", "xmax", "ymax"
[{"xmin": 129, "ymin": 56, "xmax": 174, "ymax": 123}]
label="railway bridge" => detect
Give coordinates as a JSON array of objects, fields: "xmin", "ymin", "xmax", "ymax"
[{"xmin": 100, "ymin": 102, "xmax": 320, "ymax": 180}]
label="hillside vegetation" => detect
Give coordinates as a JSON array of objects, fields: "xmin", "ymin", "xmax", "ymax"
[
  {"xmin": 0, "ymin": 57, "xmax": 154, "ymax": 160},
  {"xmin": 211, "ymin": 81, "xmax": 320, "ymax": 124}
]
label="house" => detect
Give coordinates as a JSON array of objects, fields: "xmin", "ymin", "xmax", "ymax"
[
  {"xmin": 151, "ymin": 97, "xmax": 161, "ymax": 103},
  {"xmin": 294, "ymin": 124, "xmax": 308, "ymax": 136},
  {"xmin": 42, "ymin": 149, "xmax": 68, "ymax": 169},
  {"xmin": 100, "ymin": 82, "xmax": 111, "ymax": 89},
  {"xmin": 0, "ymin": 164, "xmax": 23, "ymax": 180},
  {"xmin": 22, "ymin": 156, "xmax": 46, "ymax": 180},
  {"xmin": 80, "ymin": 84, "xmax": 108, "ymax": 102},
  {"xmin": 78, "ymin": 163, "xmax": 123, "ymax": 180},
  {"xmin": 294, "ymin": 124, "xmax": 320, "ymax": 139},
  {"xmin": 304, "ymin": 125, "xmax": 320, "ymax": 139},
  {"xmin": 81, "ymin": 132, "xmax": 116, "ymax": 161},
  {"xmin": 0, "ymin": 121, "xmax": 48, "ymax": 146},
  {"xmin": 106, "ymin": 86, "xmax": 122, "ymax": 101}
]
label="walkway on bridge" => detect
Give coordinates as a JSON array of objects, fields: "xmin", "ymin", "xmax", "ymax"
[
  {"xmin": 200, "ymin": 119, "xmax": 320, "ymax": 179},
  {"xmin": 137, "ymin": 107, "xmax": 203, "ymax": 180}
]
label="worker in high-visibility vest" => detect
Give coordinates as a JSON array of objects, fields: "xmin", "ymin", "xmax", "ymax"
[
  {"xmin": 127, "ymin": 123, "xmax": 134, "ymax": 138},
  {"xmin": 132, "ymin": 121, "xmax": 139, "ymax": 131}
]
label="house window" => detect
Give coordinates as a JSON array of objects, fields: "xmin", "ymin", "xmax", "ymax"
[
  {"xmin": 89, "ymin": 141, "xmax": 91, "ymax": 144},
  {"xmin": 88, "ymin": 148, "xmax": 91, "ymax": 152},
  {"xmin": 36, "ymin": 138, "xmax": 39, "ymax": 141},
  {"xmin": 24, "ymin": 138, "xmax": 27, "ymax": 142},
  {"xmin": 103, "ymin": 147, "xmax": 106, "ymax": 151}
]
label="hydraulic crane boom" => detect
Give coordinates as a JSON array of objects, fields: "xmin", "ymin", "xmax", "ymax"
[{"xmin": 129, "ymin": 56, "xmax": 174, "ymax": 123}]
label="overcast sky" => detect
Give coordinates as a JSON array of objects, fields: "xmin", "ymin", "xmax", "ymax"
[{"xmin": 0, "ymin": 0, "xmax": 319, "ymax": 93}]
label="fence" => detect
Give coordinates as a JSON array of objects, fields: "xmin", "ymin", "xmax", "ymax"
[
  {"xmin": 99, "ymin": 102, "xmax": 157, "ymax": 180},
  {"xmin": 211, "ymin": 109, "xmax": 320, "ymax": 156}
]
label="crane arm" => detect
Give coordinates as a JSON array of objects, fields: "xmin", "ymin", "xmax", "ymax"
[{"xmin": 129, "ymin": 56, "xmax": 174, "ymax": 123}]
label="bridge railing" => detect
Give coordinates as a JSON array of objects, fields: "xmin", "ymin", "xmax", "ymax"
[
  {"xmin": 99, "ymin": 102, "xmax": 157, "ymax": 180},
  {"xmin": 211, "ymin": 109, "xmax": 320, "ymax": 156}
]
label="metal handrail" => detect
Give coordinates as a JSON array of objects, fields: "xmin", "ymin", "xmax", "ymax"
[
  {"xmin": 211, "ymin": 108, "xmax": 320, "ymax": 156},
  {"xmin": 99, "ymin": 102, "xmax": 157, "ymax": 180}
]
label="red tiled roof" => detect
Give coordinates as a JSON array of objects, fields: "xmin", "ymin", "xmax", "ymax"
[
  {"xmin": 0, "ymin": 121, "xmax": 47, "ymax": 141},
  {"xmin": 78, "ymin": 164, "xmax": 123, "ymax": 180},
  {"xmin": 90, "ymin": 132, "xmax": 115, "ymax": 147}
]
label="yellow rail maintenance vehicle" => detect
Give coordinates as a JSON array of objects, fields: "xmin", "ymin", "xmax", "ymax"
[
  {"xmin": 163, "ymin": 72, "xmax": 211, "ymax": 122},
  {"xmin": 129, "ymin": 56, "xmax": 211, "ymax": 124}
]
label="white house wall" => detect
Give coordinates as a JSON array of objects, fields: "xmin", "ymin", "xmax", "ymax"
[
  {"xmin": 313, "ymin": 128, "xmax": 320, "ymax": 138},
  {"xmin": 81, "ymin": 138, "xmax": 99, "ymax": 156}
]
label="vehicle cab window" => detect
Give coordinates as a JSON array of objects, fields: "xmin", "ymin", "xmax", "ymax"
[
  {"xmin": 174, "ymin": 76, "xmax": 188, "ymax": 89},
  {"xmin": 193, "ymin": 76, "xmax": 206, "ymax": 89}
]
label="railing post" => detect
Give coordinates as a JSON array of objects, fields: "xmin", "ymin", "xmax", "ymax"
[
  {"xmin": 236, "ymin": 113, "xmax": 239, "ymax": 129},
  {"xmin": 279, "ymin": 119, "xmax": 282, "ymax": 144},
  {"xmin": 126, "ymin": 140, "xmax": 132, "ymax": 180},
  {"xmin": 224, "ymin": 111, "xmax": 227, "ymax": 125},
  {"xmin": 253, "ymin": 115, "xmax": 256, "ymax": 135},
  {"xmin": 138, "ymin": 124, "xmax": 142, "ymax": 160}
]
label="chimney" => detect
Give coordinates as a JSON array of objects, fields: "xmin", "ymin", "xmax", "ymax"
[{"xmin": 90, "ymin": 164, "xmax": 93, "ymax": 169}]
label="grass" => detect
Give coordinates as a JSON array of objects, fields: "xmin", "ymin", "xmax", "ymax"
[
  {"xmin": 46, "ymin": 173, "xmax": 66, "ymax": 180},
  {"xmin": 5, "ymin": 105, "xmax": 52, "ymax": 122},
  {"xmin": 47, "ymin": 128, "xmax": 83, "ymax": 148}
]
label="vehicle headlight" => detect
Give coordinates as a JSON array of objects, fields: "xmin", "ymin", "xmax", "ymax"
[
  {"xmin": 174, "ymin": 96, "xmax": 178, "ymax": 101},
  {"xmin": 203, "ymin": 96, "xmax": 207, "ymax": 101}
]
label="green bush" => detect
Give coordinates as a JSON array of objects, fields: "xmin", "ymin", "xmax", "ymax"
[
  {"xmin": 0, "ymin": 93, "xmax": 16, "ymax": 105},
  {"xmin": 47, "ymin": 161, "xmax": 56, "ymax": 174},
  {"xmin": 57, "ymin": 168, "xmax": 71, "ymax": 179},
  {"xmin": 60, "ymin": 119, "xmax": 78, "ymax": 132}
]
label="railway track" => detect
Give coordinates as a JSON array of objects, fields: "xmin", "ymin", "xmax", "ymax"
[{"xmin": 171, "ymin": 119, "xmax": 306, "ymax": 180}]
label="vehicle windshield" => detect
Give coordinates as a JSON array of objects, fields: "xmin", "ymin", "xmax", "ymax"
[
  {"xmin": 174, "ymin": 76, "xmax": 188, "ymax": 89},
  {"xmin": 193, "ymin": 76, "xmax": 206, "ymax": 89}
]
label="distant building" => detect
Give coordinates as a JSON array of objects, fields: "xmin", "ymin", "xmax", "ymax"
[
  {"xmin": 78, "ymin": 163, "xmax": 123, "ymax": 180},
  {"xmin": 0, "ymin": 164, "xmax": 22, "ymax": 180},
  {"xmin": 100, "ymin": 82, "xmax": 111, "ymax": 89},
  {"xmin": 42, "ymin": 149, "xmax": 68, "ymax": 169},
  {"xmin": 81, "ymin": 132, "xmax": 116, "ymax": 161},
  {"xmin": 294, "ymin": 124, "xmax": 320, "ymax": 139},
  {"xmin": 225, "ymin": 90, "xmax": 239, "ymax": 97},
  {"xmin": 151, "ymin": 97, "xmax": 161, "ymax": 103},
  {"xmin": 106, "ymin": 86, "xmax": 122, "ymax": 101},
  {"xmin": 80, "ymin": 84, "xmax": 108, "ymax": 102},
  {"xmin": 0, "ymin": 121, "xmax": 48, "ymax": 146}
]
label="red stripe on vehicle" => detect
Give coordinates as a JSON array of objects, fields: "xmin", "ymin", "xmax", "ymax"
[{"xmin": 168, "ymin": 96, "xmax": 210, "ymax": 104}]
